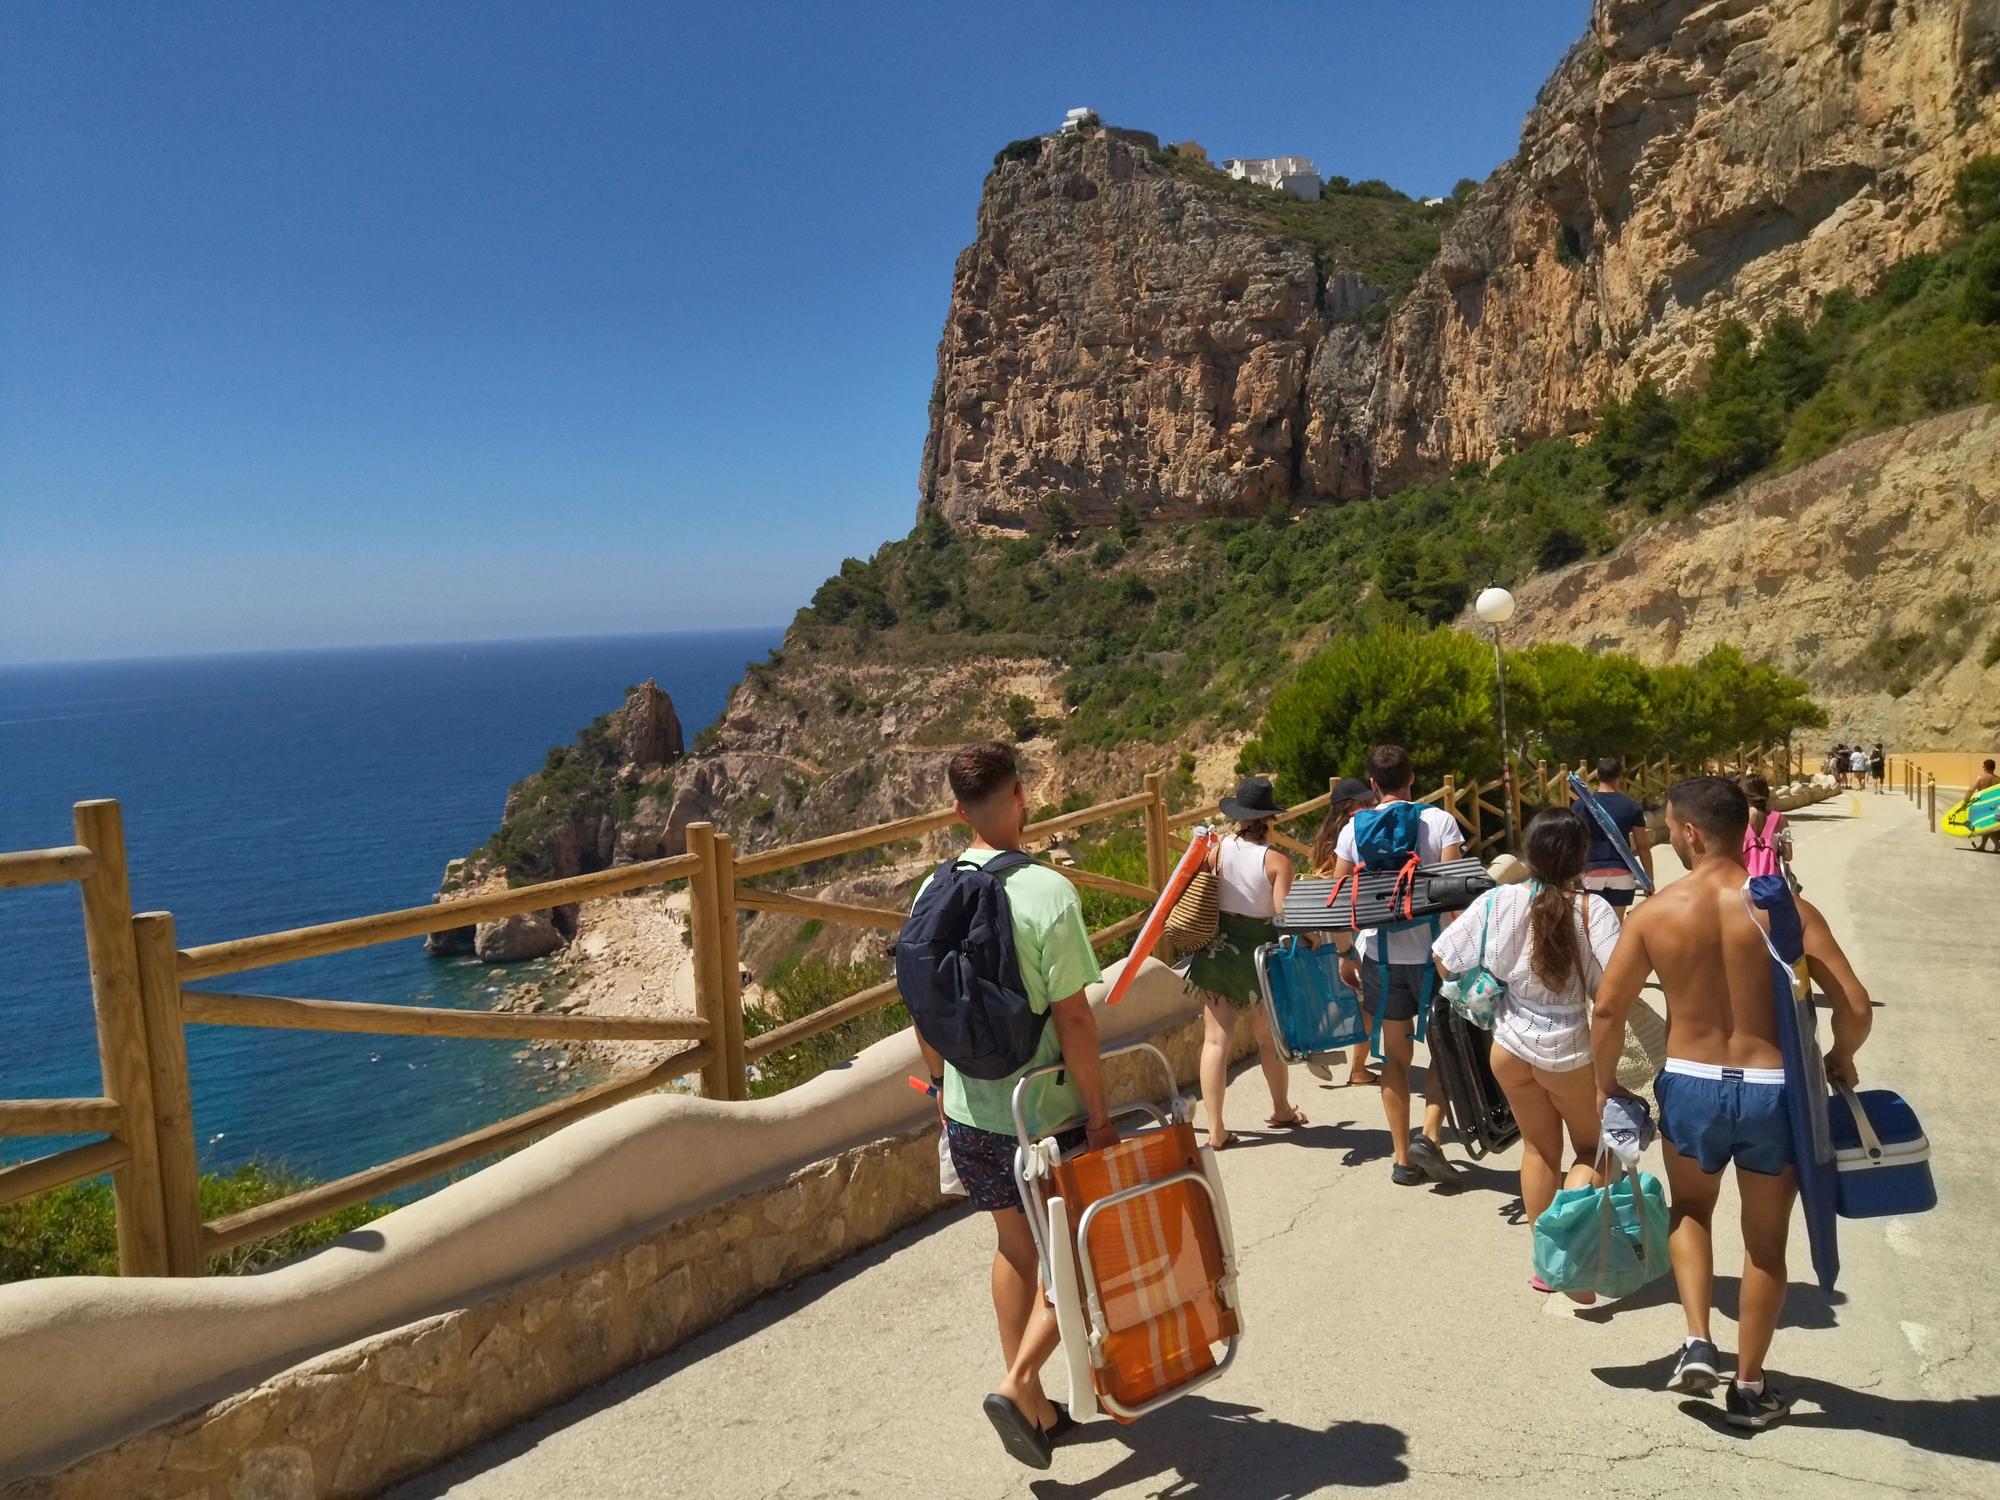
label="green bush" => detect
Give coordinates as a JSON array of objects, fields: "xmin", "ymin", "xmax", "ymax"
[
  {"xmin": 1956, "ymin": 154, "xmax": 2000, "ymax": 231},
  {"xmin": 1238, "ymin": 626, "xmax": 1500, "ymax": 799},
  {"xmin": 993, "ymin": 136, "xmax": 1044, "ymax": 169},
  {"xmin": 742, "ymin": 956, "xmax": 900, "ymax": 1099},
  {"xmin": 1004, "ymin": 693, "xmax": 1043, "ymax": 741},
  {"xmin": 1, "ymin": 1164, "xmax": 390, "ymax": 1281}
]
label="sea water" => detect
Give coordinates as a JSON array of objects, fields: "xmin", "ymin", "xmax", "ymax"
[{"xmin": 0, "ymin": 630, "xmax": 779, "ymax": 1181}]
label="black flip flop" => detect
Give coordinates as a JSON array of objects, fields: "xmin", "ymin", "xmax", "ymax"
[
  {"xmin": 983, "ymin": 1393, "xmax": 1054, "ymax": 1470},
  {"xmin": 1043, "ymin": 1403, "xmax": 1078, "ymax": 1442}
]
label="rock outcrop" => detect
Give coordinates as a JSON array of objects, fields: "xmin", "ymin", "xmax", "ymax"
[
  {"xmin": 428, "ymin": 680, "xmax": 688, "ymax": 961},
  {"xmin": 1370, "ymin": 0, "xmax": 2000, "ymax": 487},
  {"xmin": 919, "ymin": 127, "xmax": 1373, "ymax": 528},
  {"xmin": 920, "ymin": 0, "xmax": 2000, "ymax": 526},
  {"xmin": 1497, "ymin": 405, "xmax": 2000, "ymax": 745}
]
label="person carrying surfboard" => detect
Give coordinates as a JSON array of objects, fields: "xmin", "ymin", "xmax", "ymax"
[{"xmin": 1590, "ymin": 776, "xmax": 1872, "ymax": 1430}]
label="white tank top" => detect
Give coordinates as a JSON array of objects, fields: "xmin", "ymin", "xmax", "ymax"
[{"xmin": 1216, "ymin": 835, "xmax": 1276, "ymax": 918}]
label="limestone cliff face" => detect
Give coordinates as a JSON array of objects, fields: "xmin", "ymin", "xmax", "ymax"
[
  {"xmin": 919, "ymin": 128, "xmax": 1366, "ymax": 528},
  {"xmin": 922, "ymin": 0, "xmax": 2000, "ymax": 524},
  {"xmin": 1371, "ymin": 0, "xmax": 2000, "ymax": 488},
  {"xmin": 1497, "ymin": 405, "xmax": 2000, "ymax": 745}
]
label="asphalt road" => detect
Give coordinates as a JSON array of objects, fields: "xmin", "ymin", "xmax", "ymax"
[{"xmin": 396, "ymin": 791, "xmax": 1999, "ymax": 1499}]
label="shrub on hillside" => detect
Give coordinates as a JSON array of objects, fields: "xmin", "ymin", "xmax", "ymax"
[
  {"xmin": 743, "ymin": 956, "xmax": 900, "ymax": 1099},
  {"xmin": 1238, "ymin": 626, "xmax": 1500, "ymax": 799},
  {"xmin": 1, "ymin": 1163, "xmax": 389, "ymax": 1281}
]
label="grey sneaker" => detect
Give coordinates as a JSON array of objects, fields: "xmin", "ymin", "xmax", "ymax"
[
  {"xmin": 1725, "ymin": 1380, "xmax": 1793, "ymax": 1430},
  {"xmin": 1407, "ymin": 1134, "xmax": 1463, "ymax": 1185},
  {"xmin": 1390, "ymin": 1162, "xmax": 1426, "ymax": 1186},
  {"xmin": 1670, "ymin": 1338, "xmax": 1721, "ymax": 1395}
]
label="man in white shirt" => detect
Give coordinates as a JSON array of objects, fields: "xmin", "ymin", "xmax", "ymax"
[{"xmin": 1330, "ymin": 744, "xmax": 1467, "ymax": 1186}]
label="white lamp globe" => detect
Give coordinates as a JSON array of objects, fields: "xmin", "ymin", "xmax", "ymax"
[{"xmin": 1475, "ymin": 586, "xmax": 1516, "ymax": 626}]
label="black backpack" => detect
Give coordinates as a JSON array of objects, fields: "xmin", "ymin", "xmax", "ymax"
[{"xmin": 894, "ymin": 851, "xmax": 1046, "ymax": 1080}]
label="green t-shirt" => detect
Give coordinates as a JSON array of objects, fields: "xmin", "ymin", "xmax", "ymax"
[{"xmin": 913, "ymin": 846, "xmax": 1103, "ymax": 1138}]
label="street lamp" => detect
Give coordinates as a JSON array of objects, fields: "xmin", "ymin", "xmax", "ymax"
[{"xmin": 1475, "ymin": 586, "xmax": 1519, "ymax": 850}]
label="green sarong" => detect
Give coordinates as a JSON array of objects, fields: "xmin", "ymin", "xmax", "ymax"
[{"xmin": 1184, "ymin": 910, "xmax": 1276, "ymax": 1009}]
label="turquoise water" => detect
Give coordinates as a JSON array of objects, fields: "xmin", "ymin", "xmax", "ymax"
[{"xmin": 0, "ymin": 630, "xmax": 779, "ymax": 1180}]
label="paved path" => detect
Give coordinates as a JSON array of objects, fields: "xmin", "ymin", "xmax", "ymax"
[{"xmin": 397, "ymin": 793, "xmax": 1999, "ymax": 1499}]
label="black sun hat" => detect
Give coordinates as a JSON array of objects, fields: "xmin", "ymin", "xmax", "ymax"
[
  {"xmin": 1219, "ymin": 775, "xmax": 1287, "ymax": 822},
  {"xmin": 1329, "ymin": 776, "xmax": 1374, "ymax": 806}
]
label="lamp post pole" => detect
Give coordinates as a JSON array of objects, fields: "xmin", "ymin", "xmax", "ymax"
[{"xmin": 1476, "ymin": 587, "xmax": 1519, "ymax": 851}]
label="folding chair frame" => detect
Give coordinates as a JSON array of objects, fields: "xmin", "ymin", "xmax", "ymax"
[
  {"xmin": 1009, "ymin": 1042, "xmax": 1243, "ymax": 1422},
  {"xmin": 1254, "ymin": 935, "xmax": 1367, "ymax": 1066}
]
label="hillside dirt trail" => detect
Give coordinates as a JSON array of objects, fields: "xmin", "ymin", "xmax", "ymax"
[{"xmin": 398, "ymin": 791, "xmax": 1998, "ymax": 1499}]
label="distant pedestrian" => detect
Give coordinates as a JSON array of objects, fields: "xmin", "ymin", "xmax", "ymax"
[
  {"xmin": 1186, "ymin": 776, "xmax": 1308, "ymax": 1147},
  {"xmin": 1869, "ymin": 743, "xmax": 1886, "ymax": 793},
  {"xmin": 1434, "ymin": 808, "xmax": 1618, "ymax": 1302},
  {"xmin": 1580, "ymin": 757, "xmax": 1653, "ymax": 922}
]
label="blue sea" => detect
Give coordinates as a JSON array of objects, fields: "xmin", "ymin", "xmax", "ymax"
[{"xmin": 0, "ymin": 630, "xmax": 780, "ymax": 1181}]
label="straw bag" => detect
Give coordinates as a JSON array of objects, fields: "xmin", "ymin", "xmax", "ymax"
[
  {"xmin": 1161, "ymin": 867, "xmax": 1220, "ymax": 961},
  {"xmin": 1617, "ymin": 997, "xmax": 1668, "ymax": 1103}
]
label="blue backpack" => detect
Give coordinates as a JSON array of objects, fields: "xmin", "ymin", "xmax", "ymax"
[{"xmin": 893, "ymin": 851, "xmax": 1047, "ymax": 1081}]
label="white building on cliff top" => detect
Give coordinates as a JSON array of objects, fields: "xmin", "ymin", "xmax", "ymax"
[{"xmin": 1221, "ymin": 154, "xmax": 1322, "ymax": 199}]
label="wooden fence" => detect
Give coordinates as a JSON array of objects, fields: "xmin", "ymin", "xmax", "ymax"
[{"xmin": 0, "ymin": 743, "xmax": 1803, "ymax": 1276}]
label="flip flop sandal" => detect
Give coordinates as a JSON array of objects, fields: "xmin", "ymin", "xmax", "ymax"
[
  {"xmin": 1347, "ymin": 1071, "xmax": 1381, "ymax": 1087},
  {"xmin": 1265, "ymin": 1110, "xmax": 1309, "ymax": 1128},
  {"xmin": 1208, "ymin": 1129, "xmax": 1234, "ymax": 1150},
  {"xmin": 982, "ymin": 1394, "xmax": 1054, "ymax": 1470},
  {"xmin": 1042, "ymin": 1404, "xmax": 1079, "ymax": 1442}
]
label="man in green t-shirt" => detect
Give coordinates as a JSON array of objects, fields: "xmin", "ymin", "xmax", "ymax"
[{"xmin": 913, "ymin": 742, "xmax": 1115, "ymax": 1470}]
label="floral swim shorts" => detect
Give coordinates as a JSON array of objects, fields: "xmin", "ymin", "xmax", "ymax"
[{"xmin": 944, "ymin": 1118, "xmax": 1088, "ymax": 1213}]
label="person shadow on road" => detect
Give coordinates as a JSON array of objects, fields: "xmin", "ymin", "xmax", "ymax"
[{"xmin": 1028, "ymin": 1396, "xmax": 1408, "ymax": 1497}]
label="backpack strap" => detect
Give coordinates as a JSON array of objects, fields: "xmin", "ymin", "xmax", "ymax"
[{"xmin": 970, "ymin": 850, "xmax": 1034, "ymax": 879}]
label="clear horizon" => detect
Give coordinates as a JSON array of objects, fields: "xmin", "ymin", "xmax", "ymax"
[
  {"xmin": 0, "ymin": 622, "xmax": 787, "ymax": 673},
  {"xmin": 2, "ymin": 1, "xmax": 1590, "ymax": 664}
]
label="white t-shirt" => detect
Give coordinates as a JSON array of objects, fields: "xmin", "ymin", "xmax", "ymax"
[
  {"xmin": 1334, "ymin": 803, "xmax": 1464, "ymax": 964},
  {"xmin": 1432, "ymin": 884, "xmax": 1622, "ymax": 1071}
]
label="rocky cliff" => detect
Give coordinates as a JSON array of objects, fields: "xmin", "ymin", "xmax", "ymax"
[
  {"xmin": 1498, "ymin": 404, "xmax": 2000, "ymax": 745},
  {"xmin": 923, "ymin": 0, "xmax": 2000, "ymax": 525},
  {"xmin": 1372, "ymin": 0, "xmax": 2000, "ymax": 488}
]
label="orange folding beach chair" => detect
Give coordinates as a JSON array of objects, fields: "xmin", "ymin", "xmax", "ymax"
[{"xmin": 1011, "ymin": 1043, "xmax": 1243, "ymax": 1423}]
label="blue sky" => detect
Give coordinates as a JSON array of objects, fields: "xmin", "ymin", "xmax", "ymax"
[{"xmin": 1, "ymin": 1, "xmax": 1589, "ymax": 663}]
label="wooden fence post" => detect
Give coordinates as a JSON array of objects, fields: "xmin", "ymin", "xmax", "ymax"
[
  {"xmin": 711, "ymin": 834, "xmax": 748, "ymax": 1101},
  {"xmin": 1928, "ymin": 776, "xmax": 1936, "ymax": 833},
  {"xmin": 685, "ymin": 823, "xmax": 734, "ymax": 1100},
  {"xmin": 72, "ymin": 800, "xmax": 171, "ymax": 1277},
  {"xmin": 1143, "ymin": 772, "xmax": 1171, "ymax": 892},
  {"xmin": 131, "ymin": 911, "xmax": 202, "ymax": 1275},
  {"xmin": 1441, "ymin": 774, "xmax": 1460, "ymax": 836},
  {"xmin": 1535, "ymin": 759, "xmax": 1550, "ymax": 807},
  {"xmin": 1506, "ymin": 757, "xmax": 1523, "ymax": 853},
  {"xmin": 1463, "ymin": 777, "xmax": 1484, "ymax": 852}
]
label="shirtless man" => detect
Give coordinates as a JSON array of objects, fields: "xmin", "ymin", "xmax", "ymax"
[{"xmin": 1591, "ymin": 776, "xmax": 1871, "ymax": 1430}]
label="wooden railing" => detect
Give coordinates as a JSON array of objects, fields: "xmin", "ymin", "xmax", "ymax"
[{"xmin": 0, "ymin": 741, "xmax": 1807, "ymax": 1276}]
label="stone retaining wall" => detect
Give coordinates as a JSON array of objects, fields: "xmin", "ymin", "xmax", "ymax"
[{"xmin": 5, "ymin": 1007, "xmax": 1239, "ymax": 1500}]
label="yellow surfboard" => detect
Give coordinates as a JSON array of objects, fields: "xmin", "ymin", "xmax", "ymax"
[{"xmin": 1944, "ymin": 783, "xmax": 2000, "ymax": 837}]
